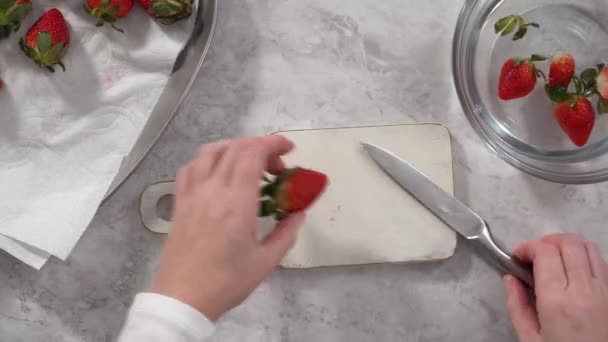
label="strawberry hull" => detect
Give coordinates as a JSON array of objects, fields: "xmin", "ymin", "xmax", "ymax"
[
  {"xmin": 138, "ymin": 0, "xmax": 193, "ymax": 24},
  {"xmin": 86, "ymin": 0, "xmax": 134, "ymax": 31},
  {"xmin": 0, "ymin": 0, "xmax": 32, "ymax": 40}
]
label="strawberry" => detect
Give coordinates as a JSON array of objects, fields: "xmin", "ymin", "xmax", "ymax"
[
  {"xmin": 19, "ymin": 8, "xmax": 70, "ymax": 72},
  {"xmin": 259, "ymin": 167, "xmax": 329, "ymax": 219},
  {"xmin": 86, "ymin": 0, "xmax": 134, "ymax": 32},
  {"xmin": 553, "ymin": 96, "xmax": 595, "ymax": 147},
  {"xmin": 138, "ymin": 0, "xmax": 193, "ymax": 25},
  {"xmin": 498, "ymin": 54, "xmax": 547, "ymax": 100},
  {"xmin": 597, "ymin": 66, "xmax": 608, "ymax": 100},
  {"xmin": 0, "ymin": 0, "xmax": 32, "ymax": 40},
  {"xmin": 548, "ymin": 53, "xmax": 575, "ymax": 88}
]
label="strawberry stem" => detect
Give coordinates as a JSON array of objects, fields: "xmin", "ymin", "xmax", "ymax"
[
  {"xmin": 536, "ymin": 69, "xmax": 547, "ymax": 82},
  {"xmin": 111, "ymin": 23, "xmax": 124, "ymax": 33}
]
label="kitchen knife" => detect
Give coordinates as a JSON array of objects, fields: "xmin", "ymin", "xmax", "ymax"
[{"xmin": 362, "ymin": 142, "xmax": 534, "ymax": 288}]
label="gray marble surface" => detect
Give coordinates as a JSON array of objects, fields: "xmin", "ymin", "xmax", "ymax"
[{"xmin": 2, "ymin": 0, "xmax": 608, "ymax": 341}]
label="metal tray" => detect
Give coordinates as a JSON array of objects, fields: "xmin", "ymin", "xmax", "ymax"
[{"xmin": 103, "ymin": 0, "xmax": 218, "ymax": 200}]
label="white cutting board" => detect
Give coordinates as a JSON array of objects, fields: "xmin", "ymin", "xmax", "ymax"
[{"xmin": 277, "ymin": 124, "xmax": 457, "ymax": 268}]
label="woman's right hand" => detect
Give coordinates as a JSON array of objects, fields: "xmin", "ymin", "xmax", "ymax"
[{"xmin": 504, "ymin": 233, "xmax": 608, "ymax": 342}]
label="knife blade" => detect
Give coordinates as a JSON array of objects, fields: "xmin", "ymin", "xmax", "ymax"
[{"xmin": 362, "ymin": 142, "xmax": 534, "ymax": 288}]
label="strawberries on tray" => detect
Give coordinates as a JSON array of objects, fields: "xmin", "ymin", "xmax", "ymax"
[
  {"xmin": 498, "ymin": 54, "xmax": 547, "ymax": 100},
  {"xmin": 19, "ymin": 8, "xmax": 70, "ymax": 72},
  {"xmin": 549, "ymin": 53, "xmax": 575, "ymax": 89},
  {"xmin": 138, "ymin": 0, "xmax": 193, "ymax": 25},
  {"xmin": 86, "ymin": 0, "xmax": 134, "ymax": 32},
  {"xmin": 553, "ymin": 96, "xmax": 595, "ymax": 147},
  {"xmin": 0, "ymin": 0, "xmax": 32, "ymax": 40},
  {"xmin": 259, "ymin": 167, "xmax": 329, "ymax": 220}
]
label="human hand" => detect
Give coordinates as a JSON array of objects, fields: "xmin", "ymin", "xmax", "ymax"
[
  {"xmin": 150, "ymin": 136, "xmax": 305, "ymax": 321},
  {"xmin": 504, "ymin": 233, "xmax": 608, "ymax": 342}
]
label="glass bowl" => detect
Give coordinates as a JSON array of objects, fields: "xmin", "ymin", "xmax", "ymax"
[{"xmin": 453, "ymin": 0, "xmax": 608, "ymax": 183}]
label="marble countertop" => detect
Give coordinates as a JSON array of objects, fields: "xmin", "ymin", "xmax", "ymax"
[{"xmin": 2, "ymin": 0, "xmax": 608, "ymax": 341}]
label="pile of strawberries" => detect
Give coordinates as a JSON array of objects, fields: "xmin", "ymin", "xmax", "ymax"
[
  {"xmin": 0, "ymin": 0, "xmax": 193, "ymax": 85},
  {"xmin": 495, "ymin": 14, "xmax": 608, "ymax": 147}
]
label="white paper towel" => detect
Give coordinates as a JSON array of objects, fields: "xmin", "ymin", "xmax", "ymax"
[{"xmin": 0, "ymin": 0, "xmax": 193, "ymax": 268}]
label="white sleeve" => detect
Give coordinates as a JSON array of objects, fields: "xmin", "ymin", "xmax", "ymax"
[{"xmin": 117, "ymin": 293, "xmax": 215, "ymax": 342}]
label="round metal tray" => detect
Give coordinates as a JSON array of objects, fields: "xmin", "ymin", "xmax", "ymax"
[{"xmin": 103, "ymin": 0, "xmax": 217, "ymax": 200}]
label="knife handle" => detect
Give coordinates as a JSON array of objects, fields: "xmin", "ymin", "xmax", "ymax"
[{"xmin": 470, "ymin": 223, "xmax": 535, "ymax": 289}]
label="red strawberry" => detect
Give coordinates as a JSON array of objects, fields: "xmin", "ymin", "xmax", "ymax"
[
  {"xmin": 0, "ymin": 0, "xmax": 32, "ymax": 40},
  {"xmin": 554, "ymin": 96, "xmax": 595, "ymax": 147},
  {"xmin": 86, "ymin": 0, "xmax": 134, "ymax": 32},
  {"xmin": 498, "ymin": 54, "xmax": 547, "ymax": 100},
  {"xmin": 597, "ymin": 66, "xmax": 608, "ymax": 100},
  {"xmin": 138, "ymin": 0, "xmax": 192, "ymax": 25},
  {"xmin": 260, "ymin": 167, "xmax": 329, "ymax": 219},
  {"xmin": 19, "ymin": 8, "xmax": 70, "ymax": 72},
  {"xmin": 548, "ymin": 53, "xmax": 575, "ymax": 88}
]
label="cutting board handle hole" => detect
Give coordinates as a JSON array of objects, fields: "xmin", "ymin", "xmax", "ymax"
[{"xmin": 156, "ymin": 194, "xmax": 175, "ymax": 222}]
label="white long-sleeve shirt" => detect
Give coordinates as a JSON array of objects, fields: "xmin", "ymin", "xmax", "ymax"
[{"xmin": 118, "ymin": 293, "xmax": 215, "ymax": 342}]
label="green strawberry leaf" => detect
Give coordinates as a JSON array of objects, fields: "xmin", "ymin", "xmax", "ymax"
[
  {"xmin": 37, "ymin": 32, "xmax": 51, "ymax": 53},
  {"xmin": 530, "ymin": 54, "xmax": 548, "ymax": 62},
  {"xmin": 261, "ymin": 182, "xmax": 277, "ymax": 198},
  {"xmin": 0, "ymin": 26, "xmax": 10, "ymax": 39},
  {"xmin": 102, "ymin": 13, "xmax": 117, "ymax": 23},
  {"xmin": 526, "ymin": 22, "xmax": 540, "ymax": 28},
  {"xmin": 581, "ymin": 68, "xmax": 598, "ymax": 83},
  {"xmin": 535, "ymin": 69, "xmax": 546, "ymax": 82},
  {"xmin": 494, "ymin": 16, "xmax": 513, "ymax": 33},
  {"xmin": 152, "ymin": 3, "xmax": 179, "ymax": 17},
  {"xmin": 0, "ymin": 0, "xmax": 13, "ymax": 11},
  {"xmin": 502, "ymin": 19, "xmax": 518, "ymax": 36},
  {"xmin": 573, "ymin": 76, "xmax": 584, "ymax": 95},
  {"xmin": 9, "ymin": 4, "xmax": 31, "ymax": 22},
  {"xmin": 48, "ymin": 42, "xmax": 64, "ymax": 60},
  {"xmin": 259, "ymin": 199, "xmax": 277, "ymax": 217},
  {"xmin": 598, "ymin": 97, "xmax": 608, "ymax": 114},
  {"xmin": 495, "ymin": 16, "xmax": 518, "ymax": 36},
  {"xmin": 545, "ymin": 84, "xmax": 570, "ymax": 103},
  {"xmin": 513, "ymin": 25, "xmax": 527, "ymax": 41}
]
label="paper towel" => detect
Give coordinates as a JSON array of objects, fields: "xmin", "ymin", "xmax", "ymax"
[{"xmin": 0, "ymin": 0, "xmax": 194, "ymax": 268}]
